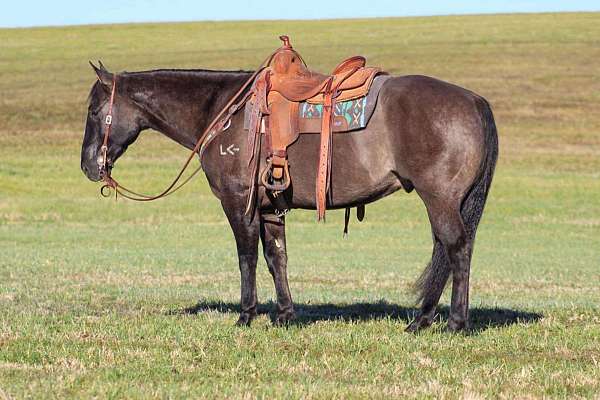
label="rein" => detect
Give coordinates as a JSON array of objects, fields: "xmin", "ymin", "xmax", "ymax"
[{"xmin": 98, "ymin": 47, "xmax": 285, "ymax": 201}]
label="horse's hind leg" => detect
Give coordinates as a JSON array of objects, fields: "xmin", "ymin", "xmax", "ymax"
[
  {"xmin": 409, "ymin": 196, "xmax": 472, "ymax": 332},
  {"xmin": 260, "ymin": 213, "xmax": 296, "ymax": 325}
]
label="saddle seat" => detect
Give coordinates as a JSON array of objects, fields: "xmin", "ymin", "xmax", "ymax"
[
  {"xmin": 246, "ymin": 36, "xmax": 385, "ymax": 220},
  {"xmin": 269, "ymin": 46, "xmax": 374, "ymax": 103}
]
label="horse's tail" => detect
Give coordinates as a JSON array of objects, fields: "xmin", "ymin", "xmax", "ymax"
[
  {"xmin": 460, "ymin": 97, "xmax": 498, "ymax": 241},
  {"xmin": 415, "ymin": 97, "xmax": 498, "ymax": 303}
]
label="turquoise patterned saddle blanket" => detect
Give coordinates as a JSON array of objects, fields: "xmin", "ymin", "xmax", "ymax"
[{"xmin": 243, "ymin": 75, "xmax": 390, "ymax": 134}]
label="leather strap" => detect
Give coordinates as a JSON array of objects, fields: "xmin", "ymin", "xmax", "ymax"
[
  {"xmin": 99, "ymin": 77, "xmax": 117, "ymax": 173},
  {"xmin": 315, "ymin": 66, "xmax": 361, "ymax": 220},
  {"xmin": 316, "ymin": 77, "xmax": 335, "ymax": 220}
]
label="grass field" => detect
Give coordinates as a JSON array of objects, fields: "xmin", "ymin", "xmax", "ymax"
[{"xmin": 1, "ymin": 12, "xmax": 600, "ymax": 399}]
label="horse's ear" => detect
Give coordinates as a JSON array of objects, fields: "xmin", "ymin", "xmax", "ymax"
[
  {"xmin": 98, "ymin": 60, "xmax": 108, "ymax": 72},
  {"xmin": 89, "ymin": 60, "xmax": 113, "ymax": 87}
]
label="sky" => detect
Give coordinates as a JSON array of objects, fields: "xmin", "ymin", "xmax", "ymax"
[{"xmin": 1, "ymin": 0, "xmax": 598, "ymax": 28}]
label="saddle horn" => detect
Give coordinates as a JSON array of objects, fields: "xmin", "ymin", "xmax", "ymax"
[{"xmin": 279, "ymin": 35, "xmax": 292, "ymax": 49}]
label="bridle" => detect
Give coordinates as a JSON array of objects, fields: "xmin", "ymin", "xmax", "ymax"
[
  {"xmin": 98, "ymin": 68, "xmax": 259, "ymax": 201},
  {"xmin": 97, "ymin": 40, "xmax": 294, "ymax": 201},
  {"xmin": 98, "ymin": 78, "xmax": 116, "ymax": 177}
]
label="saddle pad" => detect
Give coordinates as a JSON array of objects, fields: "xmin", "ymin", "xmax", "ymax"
[
  {"xmin": 298, "ymin": 98, "xmax": 367, "ymax": 132},
  {"xmin": 243, "ymin": 74, "xmax": 391, "ymax": 134}
]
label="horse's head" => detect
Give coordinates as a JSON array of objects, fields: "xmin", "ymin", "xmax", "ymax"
[{"xmin": 81, "ymin": 62, "xmax": 148, "ymax": 182}]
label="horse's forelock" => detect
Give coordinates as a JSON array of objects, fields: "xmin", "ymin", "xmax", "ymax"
[{"xmin": 86, "ymin": 80, "xmax": 111, "ymax": 112}]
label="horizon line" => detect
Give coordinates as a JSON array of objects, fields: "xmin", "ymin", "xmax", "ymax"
[{"xmin": 1, "ymin": 10, "xmax": 598, "ymax": 30}]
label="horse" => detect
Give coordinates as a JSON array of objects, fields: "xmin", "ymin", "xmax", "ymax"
[{"xmin": 81, "ymin": 61, "xmax": 498, "ymax": 332}]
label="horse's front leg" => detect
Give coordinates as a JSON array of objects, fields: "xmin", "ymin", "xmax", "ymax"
[
  {"xmin": 260, "ymin": 213, "xmax": 296, "ymax": 325},
  {"xmin": 222, "ymin": 199, "xmax": 260, "ymax": 326}
]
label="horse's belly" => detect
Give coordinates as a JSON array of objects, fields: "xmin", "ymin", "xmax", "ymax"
[{"xmin": 284, "ymin": 124, "xmax": 402, "ymax": 209}]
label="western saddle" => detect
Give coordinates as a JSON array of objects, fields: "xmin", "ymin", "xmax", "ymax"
[{"xmin": 246, "ymin": 36, "xmax": 384, "ymax": 220}]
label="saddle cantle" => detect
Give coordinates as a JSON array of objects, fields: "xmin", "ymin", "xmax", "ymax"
[{"xmin": 245, "ymin": 35, "xmax": 388, "ymax": 220}]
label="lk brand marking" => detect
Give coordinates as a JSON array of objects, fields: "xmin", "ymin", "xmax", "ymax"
[{"xmin": 220, "ymin": 144, "xmax": 240, "ymax": 156}]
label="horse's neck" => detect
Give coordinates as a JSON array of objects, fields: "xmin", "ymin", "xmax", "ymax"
[{"xmin": 139, "ymin": 70, "xmax": 252, "ymax": 150}]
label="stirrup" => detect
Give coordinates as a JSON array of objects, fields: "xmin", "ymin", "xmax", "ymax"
[{"xmin": 261, "ymin": 158, "xmax": 291, "ymax": 192}]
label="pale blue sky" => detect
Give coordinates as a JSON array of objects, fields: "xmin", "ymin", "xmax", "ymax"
[{"xmin": 1, "ymin": 0, "xmax": 598, "ymax": 28}]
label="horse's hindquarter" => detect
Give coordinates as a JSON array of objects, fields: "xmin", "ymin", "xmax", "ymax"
[{"xmin": 379, "ymin": 75, "xmax": 486, "ymax": 201}]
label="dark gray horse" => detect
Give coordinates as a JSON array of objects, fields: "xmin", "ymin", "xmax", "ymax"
[{"xmin": 81, "ymin": 63, "xmax": 497, "ymax": 332}]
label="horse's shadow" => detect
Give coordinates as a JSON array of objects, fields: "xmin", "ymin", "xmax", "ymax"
[{"xmin": 171, "ymin": 299, "xmax": 542, "ymax": 333}]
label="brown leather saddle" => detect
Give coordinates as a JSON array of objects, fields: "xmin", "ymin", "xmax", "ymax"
[{"xmin": 246, "ymin": 36, "xmax": 385, "ymax": 220}]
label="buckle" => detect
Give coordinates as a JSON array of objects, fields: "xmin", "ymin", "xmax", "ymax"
[
  {"xmin": 221, "ymin": 118, "xmax": 231, "ymax": 132},
  {"xmin": 105, "ymin": 115, "xmax": 112, "ymax": 125}
]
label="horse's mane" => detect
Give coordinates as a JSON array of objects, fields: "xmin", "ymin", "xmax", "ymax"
[
  {"xmin": 86, "ymin": 68, "xmax": 253, "ymax": 107},
  {"xmin": 123, "ymin": 68, "xmax": 252, "ymax": 76}
]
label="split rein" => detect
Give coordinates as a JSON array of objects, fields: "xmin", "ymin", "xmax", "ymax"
[{"xmin": 98, "ymin": 47, "xmax": 291, "ymax": 201}]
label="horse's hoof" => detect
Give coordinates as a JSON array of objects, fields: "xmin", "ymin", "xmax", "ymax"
[
  {"xmin": 235, "ymin": 312, "xmax": 255, "ymax": 327},
  {"xmin": 446, "ymin": 318, "xmax": 470, "ymax": 333},
  {"xmin": 273, "ymin": 309, "xmax": 297, "ymax": 326},
  {"xmin": 405, "ymin": 317, "xmax": 432, "ymax": 333}
]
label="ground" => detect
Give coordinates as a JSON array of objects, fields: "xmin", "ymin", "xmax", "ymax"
[{"xmin": 1, "ymin": 12, "xmax": 599, "ymax": 399}]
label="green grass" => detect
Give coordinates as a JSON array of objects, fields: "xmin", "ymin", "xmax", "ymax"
[{"xmin": 1, "ymin": 12, "xmax": 600, "ymax": 399}]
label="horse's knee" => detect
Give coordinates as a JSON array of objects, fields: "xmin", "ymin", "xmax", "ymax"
[
  {"xmin": 238, "ymin": 254, "xmax": 258, "ymax": 270},
  {"xmin": 264, "ymin": 238, "xmax": 280, "ymax": 256},
  {"xmin": 263, "ymin": 239, "xmax": 287, "ymax": 273}
]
